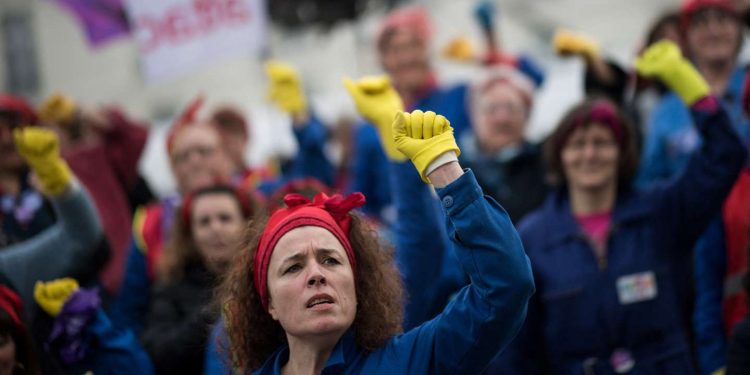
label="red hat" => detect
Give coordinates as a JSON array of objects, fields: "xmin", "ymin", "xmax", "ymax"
[
  {"xmin": 376, "ymin": 6, "xmax": 433, "ymax": 51},
  {"xmin": 0, "ymin": 94, "xmax": 38, "ymax": 125},
  {"xmin": 681, "ymin": 0, "xmax": 738, "ymax": 29},
  {"xmin": 253, "ymin": 192, "xmax": 365, "ymax": 311}
]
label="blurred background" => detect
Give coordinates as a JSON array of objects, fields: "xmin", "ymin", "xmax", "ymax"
[{"xmin": 0, "ymin": 0, "xmax": 679, "ymax": 195}]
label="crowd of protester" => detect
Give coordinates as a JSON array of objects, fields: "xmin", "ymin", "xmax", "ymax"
[{"xmin": 1, "ymin": 0, "xmax": 750, "ymax": 374}]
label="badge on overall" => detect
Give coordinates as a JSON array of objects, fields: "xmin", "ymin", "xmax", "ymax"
[{"xmin": 616, "ymin": 271, "xmax": 658, "ymax": 305}]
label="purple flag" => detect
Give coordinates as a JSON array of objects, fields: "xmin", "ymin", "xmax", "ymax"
[{"xmin": 54, "ymin": 0, "xmax": 131, "ymax": 48}]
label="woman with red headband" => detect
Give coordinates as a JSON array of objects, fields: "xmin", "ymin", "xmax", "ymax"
[
  {"xmin": 218, "ymin": 97, "xmax": 535, "ymax": 372},
  {"xmin": 140, "ymin": 185, "xmax": 253, "ymax": 374},
  {"xmin": 492, "ymin": 41, "xmax": 747, "ymax": 374}
]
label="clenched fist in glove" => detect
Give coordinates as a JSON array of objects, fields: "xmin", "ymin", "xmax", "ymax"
[
  {"xmin": 14, "ymin": 127, "xmax": 73, "ymax": 196},
  {"xmin": 343, "ymin": 76, "xmax": 406, "ymax": 161},
  {"xmin": 553, "ymin": 29, "xmax": 600, "ymax": 62},
  {"xmin": 635, "ymin": 40, "xmax": 709, "ymax": 106},
  {"xmin": 393, "ymin": 110, "xmax": 461, "ymax": 184},
  {"xmin": 266, "ymin": 61, "xmax": 308, "ymax": 115},
  {"xmin": 34, "ymin": 278, "xmax": 79, "ymax": 317}
]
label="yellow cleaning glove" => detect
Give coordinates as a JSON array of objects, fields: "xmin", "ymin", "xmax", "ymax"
[
  {"xmin": 39, "ymin": 92, "xmax": 77, "ymax": 125},
  {"xmin": 553, "ymin": 29, "xmax": 600, "ymax": 62},
  {"xmin": 442, "ymin": 36, "xmax": 475, "ymax": 62},
  {"xmin": 14, "ymin": 127, "xmax": 72, "ymax": 196},
  {"xmin": 34, "ymin": 278, "xmax": 79, "ymax": 317},
  {"xmin": 266, "ymin": 61, "xmax": 307, "ymax": 115},
  {"xmin": 635, "ymin": 40, "xmax": 709, "ymax": 106},
  {"xmin": 393, "ymin": 110, "xmax": 461, "ymax": 183},
  {"xmin": 343, "ymin": 76, "xmax": 406, "ymax": 161}
]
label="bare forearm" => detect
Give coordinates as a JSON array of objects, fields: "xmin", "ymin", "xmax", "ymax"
[{"xmin": 428, "ymin": 161, "xmax": 463, "ymax": 188}]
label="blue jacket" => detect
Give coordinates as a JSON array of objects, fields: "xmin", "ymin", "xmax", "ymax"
[
  {"xmin": 253, "ymin": 169, "xmax": 535, "ymax": 374},
  {"xmin": 693, "ymin": 217, "xmax": 728, "ymax": 375},
  {"xmin": 64, "ymin": 309, "xmax": 154, "ymax": 375},
  {"xmin": 493, "ymin": 98, "xmax": 747, "ymax": 374}
]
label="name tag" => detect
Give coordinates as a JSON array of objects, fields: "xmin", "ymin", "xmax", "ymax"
[{"xmin": 616, "ymin": 271, "xmax": 658, "ymax": 305}]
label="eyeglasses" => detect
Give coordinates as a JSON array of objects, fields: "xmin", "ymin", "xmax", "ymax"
[{"xmin": 172, "ymin": 145, "xmax": 216, "ymax": 164}]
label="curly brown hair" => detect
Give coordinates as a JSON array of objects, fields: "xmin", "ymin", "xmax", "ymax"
[{"xmin": 217, "ymin": 212, "xmax": 404, "ymax": 371}]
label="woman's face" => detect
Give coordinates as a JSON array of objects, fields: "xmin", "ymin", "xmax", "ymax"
[
  {"xmin": 170, "ymin": 125, "xmax": 231, "ymax": 194},
  {"xmin": 0, "ymin": 334, "xmax": 16, "ymax": 375},
  {"xmin": 561, "ymin": 123, "xmax": 620, "ymax": 192},
  {"xmin": 191, "ymin": 193, "xmax": 245, "ymax": 272},
  {"xmin": 266, "ymin": 226, "xmax": 356, "ymax": 341},
  {"xmin": 474, "ymin": 83, "xmax": 528, "ymax": 153}
]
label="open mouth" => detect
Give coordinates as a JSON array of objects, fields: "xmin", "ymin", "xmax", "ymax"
[{"xmin": 306, "ymin": 294, "xmax": 334, "ymax": 308}]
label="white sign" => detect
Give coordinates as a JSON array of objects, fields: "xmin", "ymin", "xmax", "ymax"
[{"xmin": 124, "ymin": 0, "xmax": 266, "ymax": 81}]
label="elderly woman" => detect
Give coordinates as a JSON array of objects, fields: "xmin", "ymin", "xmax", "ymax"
[
  {"xmin": 141, "ymin": 185, "xmax": 253, "ymax": 374},
  {"xmin": 494, "ymin": 41, "xmax": 747, "ymax": 374},
  {"xmin": 218, "ymin": 83, "xmax": 535, "ymax": 372},
  {"xmin": 461, "ymin": 67, "xmax": 547, "ymax": 223}
]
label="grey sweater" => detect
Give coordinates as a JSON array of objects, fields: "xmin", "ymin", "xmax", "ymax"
[{"xmin": 0, "ymin": 182, "xmax": 103, "ymax": 314}]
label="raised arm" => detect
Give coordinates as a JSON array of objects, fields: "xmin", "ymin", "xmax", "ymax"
[
  {"xmin": 388, "ymin": 109, "xmax": 535, "ymax": 374},
  {"xmin": 635, "ymin": 40, "xmax": 747, "ymax": 250},
  {"xmin": 343, "ymin": 77, "xmax": 463, "ymax": 329},
  {"xmin": 266, "ymin": 61, "xmax": 334, "ymax": 186},
  {"xmin": 0, "ymin": 128, "xmax": 102, "ymax": 313}
]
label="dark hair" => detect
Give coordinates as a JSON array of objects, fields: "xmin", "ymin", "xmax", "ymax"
[
  {"xmin": 217, "ymin": 213, "xmax": 404, "ymax": 371},
  {"xmin": 157, "ymin": 185, "xmax": 257, "ymax": 283},
  {"xmin": 645, "ymin": 10, "xmax": 682, "ymax": 47},
  {"xmin": 543, "ymin": 97, "xmax": 640, "ymax": 189},
  {"xmin": 0, "ymin": 301, "xmax": 39, "ymax": 374},
  {"xmin": 211, "ymin": 107, "xmax": 248, "ymax": 139}
]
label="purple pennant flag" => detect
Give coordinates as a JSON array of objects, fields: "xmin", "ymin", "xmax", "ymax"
[{"xmin": 54, "ymin": 0, "xmax": 131, "ymax": 48}]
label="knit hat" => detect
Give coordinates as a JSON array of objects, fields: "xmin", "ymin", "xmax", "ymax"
[{"xmin": 376, "ymin": 6, "xmax": 433, "ymax": 51}]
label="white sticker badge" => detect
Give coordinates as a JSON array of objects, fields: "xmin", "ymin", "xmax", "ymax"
[{"xmin": 616, "ymin": 271, "xmax": 658, "ymax": 305}]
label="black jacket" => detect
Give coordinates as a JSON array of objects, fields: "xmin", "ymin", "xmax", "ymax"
[
  {"xmin": 459, "ymin": 140, "xmax": 547, "ymax": 224},
  {"xmin": 141, "ymin": 261, "xmax": 216, "ymax": 375},
  {"xmin": 728, "ymin": 315, "xmax": 750, "ymax": 375}
]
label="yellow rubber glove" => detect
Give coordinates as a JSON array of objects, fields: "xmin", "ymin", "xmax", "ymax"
[
  {"xmin": 635, "ymin": 40, "xmax": 709, "ymax": 106},
  {"xmin": 343, "ymin": 76, "xmax": 406, "ymax": 161},
  {"xmin": 34, "ymin": 278, "xmax": 79, "ymax": 317},
  {"xmin": 14, "ymin": 127, "xmax": 72, "ymax": 196},
  {"xmin": 711, "ymin": 368, "xmax": 725, "ymax": 375},
  {"xmin": 39, "ymin": 92, "xmax": 77, "ymax": 124},
  {"xmin": 393, "ymin": 110, "xmax": 461, "ymax": 183},
  {"xmin": 266, "ymin": 61, "xmax": 307, "ymax": 115},
  {"xmin": 553, "ymin": 29, "xmax": 600, "ymax": 62},
  {"xmin": 442, "ymin": 36, "xmax": 475, "ymax": 62}
]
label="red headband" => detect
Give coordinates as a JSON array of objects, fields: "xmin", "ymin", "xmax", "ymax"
[
  {"xmin": 253, "ymin": 192, "xmax": 365, "ymax": 311},
  {"xmin": 0, "ymin": 286, "xmax": 23, "ymax": 329}
]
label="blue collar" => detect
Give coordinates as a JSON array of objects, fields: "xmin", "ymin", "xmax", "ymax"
[
  {"xmin": 259, "ymin": 330, "xmax": 359, "ymax": 375},
  {"xmin": 539, "ymin": 188, "xmax": 653, "ymax": 249}
]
